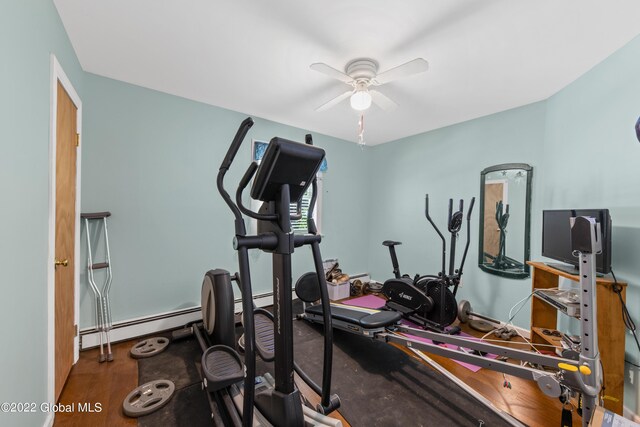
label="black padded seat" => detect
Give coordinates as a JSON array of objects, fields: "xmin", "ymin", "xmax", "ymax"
[{"xmin": 306, "ymin": 304, "xmax": 401, "ymax": 329}]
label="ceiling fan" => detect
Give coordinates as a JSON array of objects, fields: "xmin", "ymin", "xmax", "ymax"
[{"xmin": 310, "ymin": 58, "xmax": 429, "ymax": 112}]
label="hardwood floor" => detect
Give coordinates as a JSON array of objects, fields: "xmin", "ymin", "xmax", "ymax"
[
  {"xmin": 55, "ymin": 339, "xmax": 349, "ymax": 427},
  {"xmin": 54, "ymin": 340, "xmax": 137, "ymax": 427},
  {"xmin": 55, "ymin": 324, "xmax": 582, "ymax": 427},
  {"xmin": 391, "ymin": 322, "xmax": 584, "ymax": 427}
]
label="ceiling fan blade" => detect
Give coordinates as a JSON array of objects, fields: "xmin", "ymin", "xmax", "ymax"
[
  {"xmin": 370, "ymin": 90, "xmax": 397, "ymax": 111},
  {"xmin": 374, "ymin": 58, "xmax": 429, "ymax": 85},
  {"xmin": 310, "ymin": 63, "xmax": 353, "ymax": 84},
  {"xmin": 315, "ymin": 90, "xmax": 353, "ymax": 112}
]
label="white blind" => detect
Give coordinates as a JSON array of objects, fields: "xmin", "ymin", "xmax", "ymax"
[{"xmin": 290, "ymin": 187, "xmax": 313, "ymax": 233}]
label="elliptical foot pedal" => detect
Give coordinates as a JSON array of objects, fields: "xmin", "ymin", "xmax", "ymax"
[
  {"xmin": 202, "ymin": 345, "xmax": 244, "ymax": 392},
  {"xmin": 239, "ymin": 308, "xmax": 275, "ymax": 362},
  {"xmin": 122, "ymin": 379, "xmax": 175, "ymax": 417},
  {"xmin": 252, "ymin": 309, "xmax": 275, "ymax": 361}
]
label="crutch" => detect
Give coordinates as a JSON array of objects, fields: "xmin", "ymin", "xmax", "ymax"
[{"xmin": 81, "ymin": 212, "xmax": 114, "ymax": 362}]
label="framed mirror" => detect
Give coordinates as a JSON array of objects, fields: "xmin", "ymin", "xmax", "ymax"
[{"xmin": 478, "ymin": 163, "xmax": 533, "ymax": 279}]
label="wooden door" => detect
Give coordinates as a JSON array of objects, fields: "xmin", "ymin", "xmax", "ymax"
[{"xmin": 54, "ymin": 81, "xmax": 78, "ymax": 401}]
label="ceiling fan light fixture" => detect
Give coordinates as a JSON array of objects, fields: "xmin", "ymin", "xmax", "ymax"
[{"xmin": 350, "ymin": 90, "xmax": 372, "ymax": 111}]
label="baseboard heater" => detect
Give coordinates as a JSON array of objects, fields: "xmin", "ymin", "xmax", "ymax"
[{"xmin": 79, "ymin": 290, "xmax": 288, "ymax": 350}]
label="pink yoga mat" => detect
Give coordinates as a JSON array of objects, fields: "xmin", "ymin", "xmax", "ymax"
[
  {"xmin": 343, "ymin": 294, "xmax": 386, "ymax": 309},
  {"xmin": 343, "ymin": 294, "xmax": 498, "ymax": 372}
]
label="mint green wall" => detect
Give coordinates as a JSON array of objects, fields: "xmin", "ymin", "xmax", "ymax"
[
  {"xmin": 368, "ymin": 34, "xmax": 640, "ymax": 414},
  {"xmin": 367, "ymin": 101, "xmax": 547, "ymax": 326},
  {"xmin": 542, "ymin": 34, "xmax": 640, "ymax": 414},
  {"xmin": 0, "ymin": 1, "xmax": 84, "ymax": 426},
  {"xmin": 79, "ymin": 73, "xmax": 371, "ymax": 327},
  {"xmin": 4, "ymin": 1, "xmax": 640, "ymax": 420}
]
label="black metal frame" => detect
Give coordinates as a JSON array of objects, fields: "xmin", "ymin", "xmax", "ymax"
[
  {"xmin": 215, "ymin": 118, "xmax": 339, "ymax": 426},
  {"xmin": 478, "ymin": 163, "xmax": 533, "ymax": 279},
  {"xmin": 381, "ymin": 195, "xmax": 474, "ymax": 332}
]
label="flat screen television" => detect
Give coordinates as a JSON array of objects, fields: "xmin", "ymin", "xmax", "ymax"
[{"xmin": 541, "ymin": 209, "xmax": 612, "ymax": 275}]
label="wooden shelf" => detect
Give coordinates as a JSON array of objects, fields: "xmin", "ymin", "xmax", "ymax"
[
  {"xmin": 527, "ymin": 261, "xmax": 624, "ymax": 286},
  {"xmin": 531, "ymin": 326, "xmax": 563, "ymax": 350},
  {"xmin": 528, "ymin": 261, "xmax": 626, "ymax": 415}
]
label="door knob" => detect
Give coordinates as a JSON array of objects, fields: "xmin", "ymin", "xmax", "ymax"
[{"xmin": 55, "ymin": 258, "xmax": 69, "ymax": 267}]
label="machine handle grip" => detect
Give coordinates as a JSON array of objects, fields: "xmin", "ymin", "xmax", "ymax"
[
  {"xmin": 235, "ymin": 162, "xmax": 278, "ymax": 221},
  {"xmin": 238, "ymin": 162, "xmax": 258, "ymax": 193},
  {"xmin": 425, "ymin": 194, "xmax": 447, "ymax": 277},
  {"xmin": 221, "ymin": 117, "xmax": 254, "ymax": 171},
  {"xmin": 467, "ymin": 197, "xmax": 476, "ymax": 219},
  {"xmin": 425, "ymin": 194, "xmax": 430, "ymax": 218},
  {"xmin": 305, "ymin": 133, "xmax": 313, "ymax": 145}
]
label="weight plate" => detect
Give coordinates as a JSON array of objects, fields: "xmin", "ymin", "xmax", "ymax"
[
  {"xmin": 122, "ymin": 379, "xmax": 175, "ymax": 417},
  {"xmin": 130, "ymin": 337, "xmax": 170, "ymax": 359},
  {"xmin": 469, "ymin": 319, "xmax": 494, "ymax": 333},
  {"xmin": 458, "ymin": 300, "xmax": 471, "ymax": 323}
]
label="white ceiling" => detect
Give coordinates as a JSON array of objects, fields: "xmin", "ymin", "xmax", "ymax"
[{"xmin": 54, "ymin": 0, "xmax": 640, "ymax": 146}]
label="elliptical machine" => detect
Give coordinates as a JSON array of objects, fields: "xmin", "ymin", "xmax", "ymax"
[
  {"xmin": 189, "ymin": 118, "xmax": 340, "ymax": 426},
  {"xmin": 381, "ymin": 195, "xmax": 475, "ymax": 332}
]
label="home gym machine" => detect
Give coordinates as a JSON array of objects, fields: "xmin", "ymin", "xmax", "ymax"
[
  {"xmin": 381, "ymin": 195, "xmax": 474, "ymax": 332},
  {"xmin": 187, "ymin": 117, "xmax": 340, "ymax": 427},
  {"xmin": 300, "ymin": 214, "xmax": 603, "ymax": 427}
]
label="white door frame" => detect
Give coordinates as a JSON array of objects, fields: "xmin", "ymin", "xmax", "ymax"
[{"xmin": 47, "ymin": 54, "xmax": 82, "ymax": 408}]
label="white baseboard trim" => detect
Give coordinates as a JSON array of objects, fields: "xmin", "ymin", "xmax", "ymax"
[
  {"xmin": 623, "ymin": 406, "xmax": 640, "ymax": 422},
  {"xmin": 80, "ymin": 291, "xmax": 292, "ymax": 350}
]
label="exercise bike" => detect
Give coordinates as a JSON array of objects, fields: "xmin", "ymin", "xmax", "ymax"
[
  {"xmin": 180, "ymin": 118, "xmax": 340, "ymax": 427},
  {"xmin": 381, "ymin": 195, "xmax": 475, "ymax": 332}
]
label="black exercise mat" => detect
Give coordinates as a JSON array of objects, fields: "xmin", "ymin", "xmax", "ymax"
[
  {"xmin": 134, "ymin": 322, "xmax": 513, "ymax": 427},
  {"xmin": 291, "ymin": 319, "xmax": 512, "ymax": 427},
  {"xmin": 136, "ymin": 334, "xmax": 211, "ymax": 427}
]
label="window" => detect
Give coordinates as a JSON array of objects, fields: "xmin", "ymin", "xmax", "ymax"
[
  {"xmin": 289, "ymin": 176, "xmax": 323, "ymax": 234},
  {"xmin": 250, "ymin": 139, "xmax": 325, "ymax": 235}
]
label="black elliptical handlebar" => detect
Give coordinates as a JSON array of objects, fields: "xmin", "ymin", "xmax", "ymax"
[
  {"xmin": 220, "ymin": 117, "xmax": 254, "ymax": 172},
  {"xmin": 425, "ymin": 194, "xmax": 447, "ymax": 278},
  {"xmin": 216, "ymin": 117, "xmax": 259, "ymax": 425},
  {"xmin": 217, "ymin": 117, "xmax": 254, "ymax": 236},
  {"xmin": 457, "ymin": 197, "xmax": 475, "ymax": 276},
  {"xmin": 424, "ymin": 194, "xmax": 475, "ymax": 293}
]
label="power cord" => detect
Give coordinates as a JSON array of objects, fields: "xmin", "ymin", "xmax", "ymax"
[{"xmin": 610, "ymin": 269, "xmax": 640, "ymax": 366}]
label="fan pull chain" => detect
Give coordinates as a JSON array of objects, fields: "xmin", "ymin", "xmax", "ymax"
[{"xmin": 358, "ymin": 113, "xmax": 365, "ymax": 147}]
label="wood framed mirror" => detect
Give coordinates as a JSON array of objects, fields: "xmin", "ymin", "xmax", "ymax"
[{"xmin": 478, "ymin": 163, "xmax": 533, "ymax": 279}]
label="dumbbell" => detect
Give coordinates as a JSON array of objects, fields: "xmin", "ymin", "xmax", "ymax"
[{"xmin": 457, "ymin": 300, "xmax": 501, "ymax": 332}]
